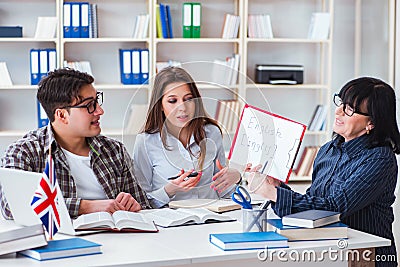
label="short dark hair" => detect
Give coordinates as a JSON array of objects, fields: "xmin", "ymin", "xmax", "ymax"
[
  {"xmin": 37, "ymin": 68, "xmax": 94, "ymax": 122},
  {"xmin": 337, "ymin": 77, "xmax": 400, "ymax": 154}
]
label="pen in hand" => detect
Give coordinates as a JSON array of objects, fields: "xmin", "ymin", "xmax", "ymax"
[{"xmin": 167, "ymin": 171, "xmax": 199, "ymax": 180}]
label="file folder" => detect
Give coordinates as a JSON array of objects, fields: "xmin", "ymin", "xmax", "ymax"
[
  {"xmin": 71, "ymin": 3, "xmax": 80, "ymax": 38},
  {"xmin": 182, "ymin": 3, "xmax": 192, "ymax": 38},
  {"xmin": 155, "ymin": 5, "xmax": 162, "ymax": 38},
  {"xmin": 131, "ymin": 49, "xmax": 141, "ymax": 84},
  {"xmin": 47, "ymin": 49, "xmax": 57, "ymax": 72},
  {"xmin": 30, "ymin": 49, "xmax": 40, "ymax": 85},
  {"xmin": 140, "ymin": 49, "xmax": 149, "ymax": 84},
  {"xmin": 63, "ymin": 3, "xmax": 71, "ymax": 38},
  {"xmin": 192, "ymin": 3, "xmax": 201, "ymax": 38},
  {"xmin": 119, "ymin": 49, "xmax": 132, "ymax": 84},
  {"xmin": 80, "ymin": 2, "xmax": 89, "ymax": 38},
  {"xmin": 159, "ymin": 3, "xmax": 169, "ymax": 38},
  {"xmin": 39, "ymin": 49, "xmax": 48, "ymax": 81},
  {"xmin": 37, "ymin": 101, "xmax": 49, "ymax": 127},
  {"xmin": 166, "ymin": 5, "xmax": 173, "ymax": 38}
]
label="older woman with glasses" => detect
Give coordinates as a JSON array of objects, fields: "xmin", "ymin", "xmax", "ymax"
[{"xmin": 249, "ymin": 77, "xmax": 400, "ymax": 266}]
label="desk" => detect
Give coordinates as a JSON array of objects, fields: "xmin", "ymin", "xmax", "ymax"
[{"xmin": 0, "ymin": 219, "xmax": 390, "ymax": 267}]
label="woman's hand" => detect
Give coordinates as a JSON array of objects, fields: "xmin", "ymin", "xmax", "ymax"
[
  {"xmin": 211, "ymin": 160, "xmax": 242, "ymax": 194},
  {"xmin": 164, "ymin": 169, "xmax": 202, "ymax": 197},
  {"xmin": 247, "ymin": 172, "xmax": 278, "ymax": 201}
]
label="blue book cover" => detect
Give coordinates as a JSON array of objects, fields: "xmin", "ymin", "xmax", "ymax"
[
  {"xmin": 165, "ymin": 5, "xmax": 173, "ymax": 38},
  {"xmin": 209, "ymin": 231, "xmax": 288, "ymax": 251},
  {"xmin": 159, "ymin": 3, "xmax": 169, "ymax": 38},
  {"xmin": 19, "ymin": 237, "xmax": 102, "ymax": 261},
  {"xmin": 282, "ymin": 210, "xmax": 340, "ymax": 228}
]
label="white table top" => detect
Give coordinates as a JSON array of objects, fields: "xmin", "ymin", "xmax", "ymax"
[{"xmin": 0, "ymin": 217, "xmax": 391, "ymax": 267}]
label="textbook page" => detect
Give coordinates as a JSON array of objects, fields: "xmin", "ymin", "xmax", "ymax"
[{"xmin": 168, "ymin": 198, "xmax": 241, "ymax": 212}]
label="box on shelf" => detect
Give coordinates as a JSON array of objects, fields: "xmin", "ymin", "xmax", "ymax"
[
  {"xmin": 255, "ymin": 64, "xmax": 303, "ymax": 84},
  {"xmin": 0, "ymin": 26, "xmax": 22, "ymax": 37}
]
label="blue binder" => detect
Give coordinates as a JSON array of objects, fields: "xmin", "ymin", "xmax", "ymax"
[
  {"xmin": 166, "ymin": 5, "xmax": 173, "ymax": 38},
  {"xmin": 47, "ymin": 48, "xmax": 57, "ymax": 72},
  {"xmin": 30, "ymin": 49, "xmax": 40, "ymax": 85},
  {"xmin": 37, "ymin": 101, "xmax": 49, "ymax": 128},
  {"xmin": 159, "ymin": 3, "xmax": 169, "ymax": 38},
  {"xmin": 63, "ymin": 3, "xmax": 72, "ymax": 38},
  {"xmin": 131, "ymin": 49, "xmax": 141, "ymax": 84},
  {"xmin": 39, "ymin": 49, "xmax": 48, "ymax": 82},
  {"xmin": 71, "ymin": 3, "xmax": 80, "ymax": 38},
  {"xmin": 140, "ymin": 49, "xmax": 149, "ymax": 84},
  {"xmin": 80, "ymin": 2, "xmax": 89, "ymax": 38},
  {"xmin": 119, "ymin": 49, "xmax": 132, "ymax": 84}
]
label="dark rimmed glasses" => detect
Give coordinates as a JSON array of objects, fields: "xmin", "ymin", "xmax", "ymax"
[
  {"xmin": 62, "ymin": 91, "xmax": 103, "ymax": 114},
  {"xmin": 333, "ymin": 93, "xmax": 369, "ymax": 117}
]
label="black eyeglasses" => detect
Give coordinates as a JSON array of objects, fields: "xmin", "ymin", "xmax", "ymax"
[
  {"xmin": 62, "ymin": 91, "xmax": 103, "ymax": 114},
  {"xmin": 333, "ymin": 93, "xmax": 369, "ymax": 117}
]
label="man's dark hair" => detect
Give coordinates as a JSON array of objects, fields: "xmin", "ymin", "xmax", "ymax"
[{"xmin": 37, "ymin": 68, "xmax": 94, "ymax": 122}]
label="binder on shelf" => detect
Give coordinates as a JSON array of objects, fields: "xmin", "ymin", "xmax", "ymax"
[
  {"xmin": 37, "ymin": 101, "xmax": 49, "ymax": 128},
  {"xmin": 140, "ymin": 49, "xmax": 149, "ymax": 84},
  {"xmin": 71, "ymin": 3, "xmax": 80, "ymax": 38},
  {"xmin": 131, "ymin": 49, "xmax": 141, "ymax": 84},
  {"xmin": 63, "ymin": 3, "xmax": 72, "ymax": 38},
  {"xmin": 88, "ymin": 3, "xmax": 98, "ymax": 38},
  {"xmin": 30, "ymin": 49, "xmax": 40, "ymax": 85},
  {"xmin": 182, "ymin": 3, "xmax": 192, "ymax": 38},
  {"xmin": 159, "ymin": 3, "xmax": 169, "ymax": 38},
  {"xmin": 191, "ymin": 3, "xmax": 201, "ymax": 38},
  {"xmin": 47, "ymin": 48, "xmax": 57, "ymax": 73},
  {"xmin": 155, "ymin": 5, "xmax": 163, "ymax": 38},
  {"xmin": 80, "ymin": 2, "xmax": 89, "ymax": 38},
  {"xmin": 166, "ymin": 5, "xmax": 173, "ymax": 38},
  {"xmin": 39, "ymin": 49, "xmax": 48, "ymax": 81},
  {"xmin": 119, "ymin": 49, "xmax": 132, "ymax": 85}
]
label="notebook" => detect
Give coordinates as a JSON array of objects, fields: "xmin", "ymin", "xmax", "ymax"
[{"xmin": 0, "ymin": 168, "xmax": 97, "ymax": 236}]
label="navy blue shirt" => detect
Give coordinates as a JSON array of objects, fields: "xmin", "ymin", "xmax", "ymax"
[{"xmin": 273, "ymin": 135, "xmax": 397, "ymax": 266}]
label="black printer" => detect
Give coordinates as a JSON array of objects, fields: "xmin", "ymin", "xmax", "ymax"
[{"xmin": 255, "ymin": 64, "xmax": 304, "ymax": 84}]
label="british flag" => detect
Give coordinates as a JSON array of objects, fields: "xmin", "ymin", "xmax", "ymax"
[{"xmin": 31, "ymin": 154, "xmax": 60, "ymax": 239}]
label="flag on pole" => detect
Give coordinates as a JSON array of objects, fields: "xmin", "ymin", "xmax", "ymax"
[{"xmin": 31, "ymin": 153, "xmax": 61, "ymax": 239}]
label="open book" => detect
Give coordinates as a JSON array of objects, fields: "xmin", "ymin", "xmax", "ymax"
[
  {"xmin": 169, "ymin": 199, "xmax": 241, "ymax": 213},
  {"xmin": 72, "ymin": 210, "xmax": 158, "ymax": 232},
  {"xmin": 144, "ymin": 208, "xmax": 235, "ymax": 227}
]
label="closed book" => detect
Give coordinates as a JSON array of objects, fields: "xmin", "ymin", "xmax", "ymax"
[
  {"xmin": 268, "ymin": 219, "xmax": 348, "ymax": 241},
  {"xmin": 209, "ymin": 231, "xmax": 288, "ymax": 251},
  {"xmin": 19, "ymin": 237, "xmax": 102, "ymax": 261},
  {"xmin": 282, "ymin": 210, "xmax": 340, "ymax": 228},
  {"xmin": 0, "ymin": 26, "xmax": 22, "ymax": 37},
  {"xmin": 0, "ymin": 222, "xmax": 47, "ymax": 256}
]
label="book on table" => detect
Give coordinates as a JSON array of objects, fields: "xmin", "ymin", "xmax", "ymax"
[
  {"xmin": 169, "ymin": 198, "xmax": 241, "ymax": 213},
  {"xmin": 282, "ymin": 210, "xmax": 340, "ymax": 228},
  {"xmin": 209, "ymin": 231, "xmax": 288, "ymax": 251},
  {"xmin": 268, "ymin": 219, "xmax": 348, "ymax": 241},
  {"xmin": 18, "ymin": 237, "xmax": 101, "ymax": 261},
  {"xmin": 144, "ymin": 208, "xmax": 235, "ymax": 227},
  {"xmin": 0, "ymin": 221, "xmax": 47, "ymax": 256},
  {"xmin": 72, "ymin": 210, "xmax": 158, "ymax": 232}
]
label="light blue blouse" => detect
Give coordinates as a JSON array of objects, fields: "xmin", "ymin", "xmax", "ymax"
[{"xmin": 133, "ymin": 124, "xmax": 229, "ymax": 208}]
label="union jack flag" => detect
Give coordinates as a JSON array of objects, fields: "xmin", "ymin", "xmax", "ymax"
[{"xmin": 31, "ymin": 154, "xmax": 60, "ymax": 239}]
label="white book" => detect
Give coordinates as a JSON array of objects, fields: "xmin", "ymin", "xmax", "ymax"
[
  {"xmin": 221, "ymin": 14, "xmax": 231, "ymax": 38},
  {"xmin": 73, "ymin": 210, "xmax": 158, "ymax": 232},
  {"xmin": 0, "ymin": 62, "xmax": 13, "ymax": 86},
  {"xmin": 141, "ymin": 14, "xmax": 150, "ymax": 38},
  {"xmin": 308, "ymin": 12, "xmax": 330, "ymax": 40},
  {"xmin": 263, "ymin": 14, "xmax": 273, "ymax": 38},
  {"xmin": 132, "ymin": 15, "xmax": 141, "ymax": 38},
  {"xmin": 34, "ymin": 17, "xmax": 58, "ymax": 39},
  {"xmin": 144, "ymin": 208, "xmax": 234, "ymax": 227}
]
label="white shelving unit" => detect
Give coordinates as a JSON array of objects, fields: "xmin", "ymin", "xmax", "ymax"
[{"xmin": 0, "ymin": 0, "xmax": 333, "ymax": 181}]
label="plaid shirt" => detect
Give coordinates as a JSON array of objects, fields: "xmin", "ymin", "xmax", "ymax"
[{"xmin": 0, "ymin": 125, "xmax": 151, "ymax": 219}]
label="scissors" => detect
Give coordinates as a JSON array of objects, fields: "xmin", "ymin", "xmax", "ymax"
[{"xmin": 231, "ymin": 185, "xmax": 252, "ymax": 209}]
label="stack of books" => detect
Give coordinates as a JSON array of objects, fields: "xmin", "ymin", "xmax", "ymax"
[
  {"xmin": 293, "ymin": 146, "xmax": 320, "ymax": 177},
  {"xmin": 248, "ymin": 14, "xmax": 273, "ymax": 38},
  {"xmin": 156, "ymin": 3, "xmax": 173, "ymax": 38},
  {"xmin": 268, "ymin": 210, "xmax": 347, "ymax": 241},
  {"xmin": 133, "ymin": 14, "xmax": 150, "ymax": 39},
  {"xmin": 0, "ymin": 222, "xmax": 47, "ymax": 256},
  {"xmin": 211, "ymin": 54, "xmax": 240, "ymax": 86},
  {"xmin": 308, "ymin": 104, "xmax": 328, "ymax": 131}
]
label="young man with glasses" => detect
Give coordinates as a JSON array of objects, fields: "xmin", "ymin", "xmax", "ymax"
[{"xmin": 0, "ymin": 68, "xmax": 151, "ymax": 219}]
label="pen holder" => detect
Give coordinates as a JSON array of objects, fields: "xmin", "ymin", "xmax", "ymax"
[{"xmin": 242, "ymin": 208, "xmax": 268, "ymax": 232}]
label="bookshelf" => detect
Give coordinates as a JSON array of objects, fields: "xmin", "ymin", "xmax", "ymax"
[{"xmin": 0, "ymin": 0, "xmax": 333, "ymax": 181}]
